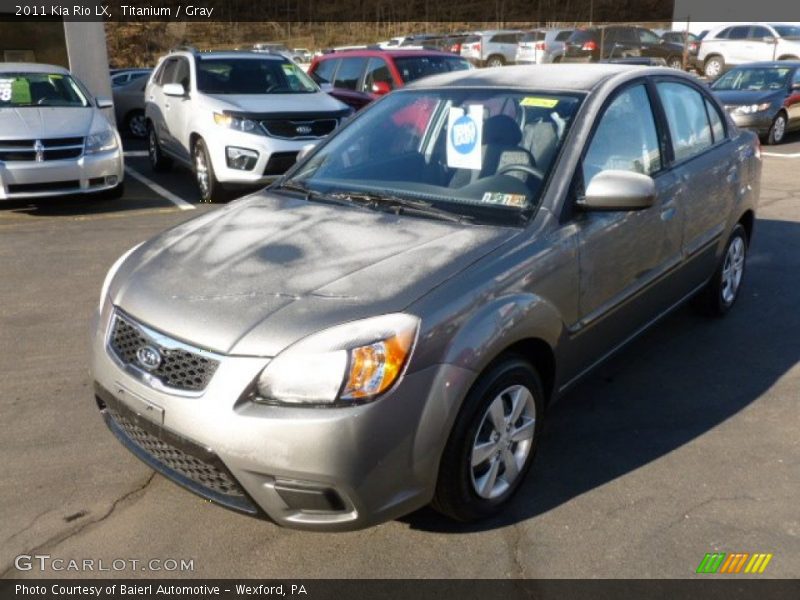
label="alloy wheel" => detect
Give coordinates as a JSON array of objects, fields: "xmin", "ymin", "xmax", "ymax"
[
  {"xmin": 470, "ymin": 384, "xmax": 536, "ymax": 499},
  {"xmin": 772, "ymin": 115, "xmax": 786, "ymax": 143},
  {"xmin": 721, "ymin": 236, "xmax": 745, "ymax": 305},
  {"xmin": 129, "ymin": 113, "xmax": 147, "ymax": 138},
  {"xmin": 194, "ymin": 145, "xmax": 210, "ymax": 200}
]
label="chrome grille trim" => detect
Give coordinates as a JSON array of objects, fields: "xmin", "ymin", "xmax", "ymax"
[
  {"xmin": 0, "ymin": 137, "xmax": 85, "ymax": 161},
  {"xmin": 105, "ymin": 309, "xmax": 223, "ymax": 396}
]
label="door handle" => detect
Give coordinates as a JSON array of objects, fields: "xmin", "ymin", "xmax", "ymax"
[{"xmin": 165, "ymin": 103, "xmax": 170, "ymax": 110}]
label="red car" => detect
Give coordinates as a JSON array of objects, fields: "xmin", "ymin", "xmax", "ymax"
[{"xmin": 308, "ymin": 49, "xmax": 472, "ymax": 110}]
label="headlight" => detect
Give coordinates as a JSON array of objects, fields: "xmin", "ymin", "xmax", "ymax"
[
  {"xmin": 85, "ymin": 128, "xmax": 118, "ymax": 154},
  {"xmin": 254, "ymin": 313, "xmax": 419, "ymax": 406},
  {"xmin": 734, "ymin": 103, "xmax": 771, "ymax": 115},
  {"xmin": 213, "ymin": 112, "xmax": 260, "ymax": 133},
  {"xmin": 99, "ymin": 242, "xmax": 143, "ymax": 310}
]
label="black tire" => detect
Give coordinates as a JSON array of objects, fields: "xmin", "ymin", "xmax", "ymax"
[
  {"xmin": 192, "ymin": 137, "xmax": 226, "ymax": 203},
  {"xmin": 703, "ymin": 55, "xmax": 724, "ymax": 79},
  {"xmin": 125, "ymin": 110, "xmax": 147, "ymax": 139},
  {"xmin": 148, "ymin": 124, "xmax": 172, "ymax": 172},
  {"xmin": 432, "ymin": 356, "xmax": 545, "ymax": 522},
  {"xmin": 667, "ymin": 56, "xmax": 684, "ymax": 70},
  {"xmin": 486, "ymin": 55, "xmax": 505, "ymax": 68},
  {"xmin": 104, "ymin": 181, "xmax": 125, "ymax": 200},
  {"xmin": 766, "ymin": 112, "xmax": 788, "ymax": 145},
  {"xmin": 694, "ymin": 224, "xmax": 748, "ymax": 317}
]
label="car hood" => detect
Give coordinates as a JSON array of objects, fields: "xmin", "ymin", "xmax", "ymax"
[
  {"xmin": 204, "ymin": 91, "xmax": 348, "ymax": 114},
  {"xmin": 713, "ymin": 89, "xmax": 783, "ymax": 106},
  {"xmin": 111, "ymin": 193, "xmax": 517, "ymax": 357},
  {"xmin": 0, "ymin": 106, "xmax": 95, "ymax": 138}
]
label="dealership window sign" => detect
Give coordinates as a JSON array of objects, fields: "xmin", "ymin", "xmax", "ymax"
[
  {"xmin": 447, "ymin": 105, "xmax": 483, "ymax": 170},
  {"xmin": 0, "ymin": 79, "xmax": 13, "ymax": 102}
]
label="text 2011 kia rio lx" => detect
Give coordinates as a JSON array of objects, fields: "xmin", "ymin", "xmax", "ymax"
[{"xmin": 91, "ymin": 65, "xmax": 760, "ymax": 530}]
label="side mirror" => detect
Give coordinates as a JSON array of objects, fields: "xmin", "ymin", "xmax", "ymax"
[
  {"xmin": 163, "ymin": 83, "xmax": 186, "ymax": 97},
  {"xmin": 296, "ymin": 142, "xmax": 318, "ymax": 162},
  {"xmin": 581, "ymin": 170, "xmax": 655, "ymax": 211},
  {"xmin": 95, "ymin": 96, "xmax": 113, "ymax": 109},
  {"xmin": 319, "ymin": 82, "xmax": 334, "ymax": 93},
  {"xmin": 371, "ymin": 81, "xmax": 391, "ymax": 96}
]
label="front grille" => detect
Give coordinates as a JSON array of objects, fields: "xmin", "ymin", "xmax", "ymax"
[
  {"xmin": 263, "ymin": 151, "xmax": 298, "ymax": 176},
  {"xmin": 260, "ymin": 118, "xmax": 337, "ymax": 139},
  {"xmin": 107, "ymin": 405, "xmax": 244, "ymax": 497},
  {"xmin": 0, "ymin": 137, "xmax": 84, "ymax": 162},
  {"xmin": 7, "ymin": 180, "xmax": 80, "ymax": 193},
  {"xmin": 108, "ymin": 312, "xmax": 220, "ymax": 393}
]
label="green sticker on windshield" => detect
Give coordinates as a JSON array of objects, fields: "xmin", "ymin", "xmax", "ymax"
[{"xmin": 521, "ymin": 97, "xmax": 559, "ymax": 108}]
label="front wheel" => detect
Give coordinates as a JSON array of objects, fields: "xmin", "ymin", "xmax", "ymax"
[
  {"xmin": 694, "ymin": 224, "xmax": 748, "ymax": 317},
  {"xmin": 432, "ymin": 356, "xmax": 545, "ymax": 522},
  {"xmin": 193, "ymin": 138, "xmax": 226, "ymax": 203},
  {"xmin": 766, "ymin": 112, "xmax": 787, "ymax": 145}
]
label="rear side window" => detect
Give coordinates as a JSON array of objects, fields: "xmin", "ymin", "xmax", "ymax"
[
  {"xmin": 716, "ymin": 28, "xmax": 732, "ymax": 39},
  {"xmin": 311, "ymin": 58, "xmax": 338, "ymax": 84},
  {"xmin": 656, "ymin": 82, "xmax": 714, "ymax": 162},
  {"xmin": 727, "ymin": 26, "xmax": 750, "ymax": 40},
  {"xmin": 582, "ymin": 84, "xmax": 661, "ymax": 185},
  {"xmin": 333, "ymin": 57, "xmax": 366, "ymax": 90},
  {"xmin": 520, "ymin": 31, "xmax": 546, "ymax": 42},
  {"xmin": 363, "ymin": 58, "xmax": 393, "ymax": 92}
]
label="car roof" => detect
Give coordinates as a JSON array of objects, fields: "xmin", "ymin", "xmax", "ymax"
[
  {"xmin": 317, "ymin": 49, "xmax": 460, "ymax": 60},
  {"xmin": 0, "ymin": 62, "xmax": 70, "ymax": 74},
  {"xmin": 168, "ymin": 50, "xmax": 288, "ymax": 61},
  {"xmin": 725, "ymin": 60, "xmax": 800, "ymax": 68},
  {"xmin": 406, "ymin": 63, "xmax": 655, "ymax": 92}
]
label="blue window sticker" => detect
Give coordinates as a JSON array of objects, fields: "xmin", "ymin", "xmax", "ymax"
[{"xmin": 446, "ymin": 104, "xmax": 483, "ymax": 170}]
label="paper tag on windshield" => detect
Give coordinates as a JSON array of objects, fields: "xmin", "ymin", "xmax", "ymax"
[
  {"xmin": 0, "ymin": 79, "xmax": 13, "ymax": 102},
  {"xmin": 446, "ymin": 105, "xmax": 483, "ymax": 170}
]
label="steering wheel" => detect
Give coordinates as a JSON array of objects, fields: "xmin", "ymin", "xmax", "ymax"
[{"xmin": 497, "ymin": 163, "xmax": 545, "ymax": 180}]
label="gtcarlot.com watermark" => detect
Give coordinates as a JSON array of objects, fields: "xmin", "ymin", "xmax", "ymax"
[{"xmin": 14, "ymin": 554, "xmax": 194, "ymax": 573}]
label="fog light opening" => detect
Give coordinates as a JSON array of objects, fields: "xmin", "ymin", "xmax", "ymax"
[
  {"xmin": 106, "ymin": 175, "xmax": 118, "ymax": 186},
  {"xmin": 226, "ymin": 146, "xmax": 259, "ymax": 171}
]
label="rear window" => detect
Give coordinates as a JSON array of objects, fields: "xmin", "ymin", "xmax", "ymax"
[
  {"xmin": 520, "ymin": 31, "xmax": 546, "ymax": 43},
  {"xmin": 568, "ymin": 30, "xmax": 597, "ymax": 43},
  {"xmin": 554, "ymin": 30, "xmax": 573, "ymax": 42},
  {"xmin": 394, "ymin": 56, "xmax": 471, "ymax": 83}
]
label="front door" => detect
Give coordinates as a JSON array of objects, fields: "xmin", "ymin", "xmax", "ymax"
[{"xmin": 566, "ymin": 82, "xmax": 683, "ymax": 376}]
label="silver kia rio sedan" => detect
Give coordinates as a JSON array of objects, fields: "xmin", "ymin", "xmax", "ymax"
[{"xmin": 91, "ymin": 65, "xmax": 761, "ymax": 530}]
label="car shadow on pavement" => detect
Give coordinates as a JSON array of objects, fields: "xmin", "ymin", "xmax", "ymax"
[{"xmin": 403, "ymin": 218, "xmax": 800, "ymax": 533}]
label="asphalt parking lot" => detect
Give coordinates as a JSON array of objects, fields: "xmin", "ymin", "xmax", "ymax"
[{"xmin": 1, "ymin": 136, "xmax": 799, "ymax": 579}]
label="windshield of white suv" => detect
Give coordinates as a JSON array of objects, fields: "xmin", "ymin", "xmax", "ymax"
[
  {"xmin": 0, "ymin": 72, "xmax": 89, "ymax": 107},
  {"xmin": 196, "ymin": 58, "xmax": 318, "ymax": 94},
  {"xmin": 281, "ymin": 89, "xmax": 582, "ymax": 226},
  {"xmin": 712, "ymin": 67, "xmax": 792, "ymax": 91}
]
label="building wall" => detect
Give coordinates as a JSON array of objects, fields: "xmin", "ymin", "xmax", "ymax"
[{"xmin": 0, "ymin": 20, "xmax": 68, "ymax": 66}]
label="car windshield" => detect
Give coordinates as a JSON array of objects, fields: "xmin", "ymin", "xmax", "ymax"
[
  {"xmin": 0, "ymin": 72, "xmax": 88, "ymax": 107},
  {"xmin": 393, "ymin": 56, "xmax": 472, "ymax": 82},
  {"xmin": 712, "ymin": 67, "xmax": 792, "ymax": 91},
  {"xmin": 773, "ymin": 25, "xmax": 800, "ymax": 38},
  {"xmin": 282, "ymin": 89, "xmax": 582, "ymax": 226},
  {"xmin": 196, "ymin": 58, "xmax": 318, "ymax": 94}
]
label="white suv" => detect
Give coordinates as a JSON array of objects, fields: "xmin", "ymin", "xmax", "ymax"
[
  {"xmin": 145, "ymin": 49, "xmax": 351, "ymax": 202},
  {"xmin": 699, "ymin": 23, "xmax": 800, "ymax": 79}
]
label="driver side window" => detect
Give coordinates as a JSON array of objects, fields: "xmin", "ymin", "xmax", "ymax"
[{"xmin": 582, "ymin": 84, "xmax": 662, "ymax": 187}]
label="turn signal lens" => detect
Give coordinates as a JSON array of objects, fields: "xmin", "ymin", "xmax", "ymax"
[{"xmin": 341, "ymin": 330, "xmax": 415, "ymax": 400}]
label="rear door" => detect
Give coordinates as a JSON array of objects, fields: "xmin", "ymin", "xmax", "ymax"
[
  {"xmin": 653, "ymin": 78, "xmax": 738, "ymax": 287},
  {"xmin": 330, "ymin": 56, "xmax": 370, "ymax": 109},
  {"xmin": 724, "ymin": 25, "xmax": 752, "ymax": 64},
  {"xmin": 566, "ymin": 81, "xmax": 683, "ymax": 374}
]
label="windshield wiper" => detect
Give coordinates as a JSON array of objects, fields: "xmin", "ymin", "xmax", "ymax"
[
  {"xmin": 274, "ymin": 181, "xmax": 364, "ymax": 209},
  {"xmin": 330, "ymin": 191, "xmax": 472, "ymax": 224}
]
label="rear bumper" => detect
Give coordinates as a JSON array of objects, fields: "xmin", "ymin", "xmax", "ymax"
[{"xmin": 0, "ymin": 148, "xmax": 124, "ymax": 200}]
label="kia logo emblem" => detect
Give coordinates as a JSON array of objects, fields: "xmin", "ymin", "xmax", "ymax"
[
  {"xmin": 136, "ymin": 345, "xmax": 162, "ymax": 371},
  {"xmin": 295, "ymin": 125, "xmax": 312, "ymax": 135}
]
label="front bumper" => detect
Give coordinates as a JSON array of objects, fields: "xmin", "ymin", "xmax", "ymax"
[
  {"xmin": 0, "ymin": 149, "xmax": 124, "ymax": 200},
  {"xmin": 728, "ymin": 111, "xmax": 777, "ymax": 136},
  {"xmin": 200, "ymin": 126, "xmax": 330, "ymax": 186},
  {"xmin": 90, "ymin": 305, "xmax": 474, "ymax": 531}
]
